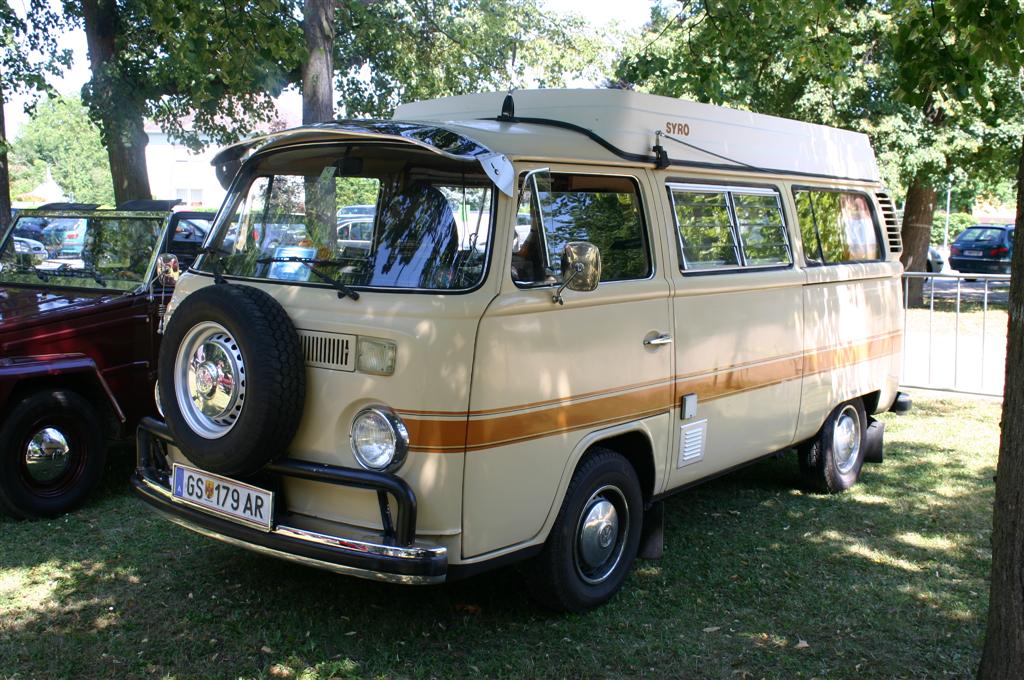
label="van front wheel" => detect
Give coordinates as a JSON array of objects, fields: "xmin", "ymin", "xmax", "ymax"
[
  {"xmin": 799, "ymin": 399, "xmax": 867, "ymax": 494},
  {"xmin": 527, "ymin": 448, "xmax": 643, "ymax": 612}
]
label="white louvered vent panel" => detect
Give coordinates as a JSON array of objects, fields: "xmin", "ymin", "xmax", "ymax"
[
  {"xmin": 299, "ymin": 330, "xmax": 356, "ymax": 372},
  {"xmin": 876, "ymin": 191, "xmax": 902, "ymax": 255},
  {"xmin": 677, "ymin": 419, "xmax": 708, "ymax": 468}
]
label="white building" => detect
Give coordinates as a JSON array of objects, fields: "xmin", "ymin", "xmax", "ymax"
[
  {"xmin": 144, "ymin": 122, "xmax": 227, "ymax": 210},
  {"xmin": 143, "ymin": 94, "xmax": 301, "ymax": 209}
]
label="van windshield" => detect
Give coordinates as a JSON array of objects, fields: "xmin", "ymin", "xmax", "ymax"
[{"xmin": 202, "ymin": 145, "xmax": 495, "ymax": 292}]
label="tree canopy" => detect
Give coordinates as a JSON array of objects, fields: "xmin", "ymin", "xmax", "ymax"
[
  {"xmin": 9, "ymin": 95, "xmax": 114, "ymax": 205},
  {"xmin": 615, "ymin": 0, "xmax": 1021, "ymax": 206},
  {"xmin": 1, "ymin": 0, "xmax": 72, "ymax": 228}
]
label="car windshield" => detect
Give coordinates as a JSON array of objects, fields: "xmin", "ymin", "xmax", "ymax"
[
  {"xmin": 0, "ymin": 214, "xmax": 166, "ymax": 291},
  {"xmin": 201, "ymin": 145, "xmax": 495, "ymax": 292}
]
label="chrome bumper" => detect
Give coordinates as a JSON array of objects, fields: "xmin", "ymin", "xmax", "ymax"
[{"xmin": 132, "ymin": 418, "xmax": 447, "ymax": 585}]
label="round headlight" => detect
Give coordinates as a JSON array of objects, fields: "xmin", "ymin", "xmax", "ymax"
[{"xmin": 350, "ymin": 406, "xmax": 409, "ymax": 472}]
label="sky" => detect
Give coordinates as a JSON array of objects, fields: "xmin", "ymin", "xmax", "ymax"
[{"xmin": 3, "ymin": 1, "xmax": 656, "ymax": 138}]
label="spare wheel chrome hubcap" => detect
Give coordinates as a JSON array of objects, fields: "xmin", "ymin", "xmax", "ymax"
[{"xmin": 175, "ymin": 321, "xmax": 247, "ymax": 439}]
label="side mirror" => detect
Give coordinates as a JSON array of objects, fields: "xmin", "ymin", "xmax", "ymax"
[
  {"xmin": 553, "ymin": 242, "xmax": 601, "ymax": 305},
  {"xmin": 156, "ymin": 253, "xmax": 180, "ymax": 287}
]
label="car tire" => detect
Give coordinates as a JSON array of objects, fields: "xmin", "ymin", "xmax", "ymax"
[
  {"xmin": 158, "ymin": 284, "xmax": 306, "ymax": 478},
  {"xmin": 526, "ymin": 447, "xmax": 644, "ymax": 613},
  {"xmin": 0, "ymin": 389, "xmax": 106, "ymax": 519},
  {"xmin": 798, "ymin": 398, "xmax": 867, "ymax": 494}
]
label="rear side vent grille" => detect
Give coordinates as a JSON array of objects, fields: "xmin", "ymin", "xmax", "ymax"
[
  {"xmin": 299, "ymin": 330, "xmax": 356, "ymax": 372},
  {"xmin": 677, "ymin": 419, "xmax": 708, "ymax": 468},
  {"xmin": 876, "ymin": 191, "xmax": 902, "ymax": 255}
]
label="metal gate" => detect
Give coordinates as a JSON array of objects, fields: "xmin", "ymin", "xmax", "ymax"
[{"xmin": 900, "ymin": 271, "xmax": 1010, "ymax": 397}]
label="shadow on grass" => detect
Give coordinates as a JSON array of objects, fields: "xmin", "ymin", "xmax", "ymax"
[{"xmin": 0, "ymin": 410, "xmax": 997, "ymax": 679}]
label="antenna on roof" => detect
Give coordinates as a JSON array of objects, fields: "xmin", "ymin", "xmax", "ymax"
[{"xmin": 497, "ymin": 90, "xmax": 516, "ymax": 122}]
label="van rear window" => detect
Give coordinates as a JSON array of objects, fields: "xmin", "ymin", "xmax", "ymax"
[
  {"xmin": 794, "ymin": 190, "xmax": 880, "ymax": 264},
  {"xmin": 668, "ymin": 184, "xmax": 791, "ymax": 271}
]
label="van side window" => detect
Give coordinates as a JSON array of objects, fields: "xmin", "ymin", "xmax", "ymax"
[
  {"xmin": 794, "ymin": 190, "xmax": 880, "ymax": 264},
  {"xmin": 668, "ymin": 184, "xmax": 791, "ymax": 271},
  {"xmin": 513, "ymin": 174, "xmax": 650, "ymax": 286}
]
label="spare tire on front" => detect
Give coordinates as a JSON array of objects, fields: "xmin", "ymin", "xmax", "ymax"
[{"xmin": 157, "ymin": 284, "xmax": 306, "ymax": 478}]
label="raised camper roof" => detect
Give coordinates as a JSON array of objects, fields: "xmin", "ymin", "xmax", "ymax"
[{"xmin": 395, "ymin": 89, "xmax": 881, "ymax": 184}]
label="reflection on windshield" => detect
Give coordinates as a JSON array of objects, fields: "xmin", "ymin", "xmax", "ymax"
[
  {"xmin": 0, "ymin": 215, "xmax": 165, "ymax": 291},
  {"xmin": 207, "ymin": 151, "xmax": 494, "ymax": 292}
]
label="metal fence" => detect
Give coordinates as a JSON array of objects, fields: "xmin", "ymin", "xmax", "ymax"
[{"xmin": 900, "ymin": 271, "xmax": 1010, "ymax": 397}]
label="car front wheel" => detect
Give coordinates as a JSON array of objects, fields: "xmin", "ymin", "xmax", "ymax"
[
  {"xmin": 0, "ymin": 389, "xmax": 106, "ymax": 519},
  {"xmin": 526, "ymin": 447, "xmax": 643, "ymax": 612}
]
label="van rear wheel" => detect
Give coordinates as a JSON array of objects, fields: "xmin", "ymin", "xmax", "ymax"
[
  {"xmin": 799, "ymin": 399, "xmax": 867, "ymax": 494},
  {"xmin": 526, "ymin": 448, "xmax": 643, "ymax": 612}
]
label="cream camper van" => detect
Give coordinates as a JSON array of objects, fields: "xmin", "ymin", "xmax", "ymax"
[{"xmin": 133, "ymin": 90, "xmax": 910, "ymax": 612}]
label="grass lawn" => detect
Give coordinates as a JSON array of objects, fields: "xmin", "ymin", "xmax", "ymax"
[{"xmin": 0, "ymin": 396, "xmax": 1000, "ymax": 679}]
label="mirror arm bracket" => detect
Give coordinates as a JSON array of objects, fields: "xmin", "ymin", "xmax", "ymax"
[{"xmin": 552, "ymin": 262, "xmax": 584, "ymax": 305}]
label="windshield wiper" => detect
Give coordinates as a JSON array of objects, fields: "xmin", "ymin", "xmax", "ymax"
[
  {"xmin": 256, "ymin": 256, "xmax": 360, "ymax": 300},
  {"xmin": 37, "ymin": 263, "xmax": 108, "ymax": 287}
]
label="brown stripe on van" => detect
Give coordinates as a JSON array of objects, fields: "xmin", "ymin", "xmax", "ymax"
[
  {"xmin": 464, "ymin": 383, "xmax": 674, "ymax": 450},
  {"xmin": 401, "ymin": 329, "xmax": 901, "ymax": 453}
]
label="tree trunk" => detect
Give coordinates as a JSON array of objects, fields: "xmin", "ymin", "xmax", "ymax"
[
  {"xmin": 0, "ymin": 83, "xmax": 12, "ymax": 235},
  {"xmin": 977, "ymin": 135, "xmax": 1024, "ymax": 678},
  {"xmin": 302, "ymin": 0, "xmax": 336, "ymax": 248},
  {"xmin": 900, "ymin": 175, "xmax": 937, "ymax": 307},
  {"xmin": 302, "ymin": 0, "xmax": 335, "ymax": 126},
  {"xmin": 81, "ymin": 0, "xmax": 151, "ymax": 205}
]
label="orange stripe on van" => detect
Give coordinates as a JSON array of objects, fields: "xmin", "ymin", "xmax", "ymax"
[{"xmin": 401, "ymin": 330, "xmax": 901, "ymax": 453}]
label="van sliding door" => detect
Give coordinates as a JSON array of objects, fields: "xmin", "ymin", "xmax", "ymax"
[{"xmin": 663, "ymin": 182, "xmax": 805, "ymax": 487}]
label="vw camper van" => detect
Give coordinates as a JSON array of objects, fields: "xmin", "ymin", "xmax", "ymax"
[{"xmin": 132, "ymin": 90, "xmax": 909, "ymax": 611}]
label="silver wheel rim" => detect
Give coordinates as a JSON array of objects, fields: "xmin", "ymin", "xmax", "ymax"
[
  {"xmin": 174, "ymin": 321, "xmax": 246, "ymax": 439},
  {"xmin": 24, "ymin": 427, "xmax": 72, "ymax": 484},
  {"xmin": 574, "ymin": 484, "xmax": 629, "ymax": 585},
  {"xmin": 832, "ymin": 405, "xmax": 862, "ymax": 474}
]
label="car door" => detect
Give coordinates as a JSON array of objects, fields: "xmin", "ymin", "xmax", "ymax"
[
  {"xmin": 463, "ymin": 165, "xmax": 674, "ymax": 558},
  {"xmin": 661, "ymin": 180, "xmax": 805, "ymax": 489}
]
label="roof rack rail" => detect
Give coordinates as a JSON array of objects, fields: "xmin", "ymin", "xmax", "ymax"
[
  {"xmin": 117, "ymin": 199, "xmax": 182, "ymax": 211},
  {"xmin": 38, "ymin": 202, "xmax": 100, "ymax": 210}
]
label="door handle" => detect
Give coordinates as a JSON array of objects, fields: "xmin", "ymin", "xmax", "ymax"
[{"xmin": 644, "ymin": 333, "xmax": 673, "ymax": 347}]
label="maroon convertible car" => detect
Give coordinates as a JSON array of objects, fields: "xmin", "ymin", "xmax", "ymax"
[{"xmin": 0, "ymin": 202, "xmax": 212, "ymax": 518}]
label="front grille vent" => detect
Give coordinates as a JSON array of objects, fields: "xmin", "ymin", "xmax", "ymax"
[
  {"xmin": 876, "ymin": 191, "xmax": 902, "ymax": 255},
  {"xmin": 299, "ymin": 330, "xmax": 356, "ymax": 372}
]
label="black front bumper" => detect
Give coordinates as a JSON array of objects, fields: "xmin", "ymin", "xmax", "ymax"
[{"xmin": 131, "ymin": 418, "xmax": 447, "ymax": 584}]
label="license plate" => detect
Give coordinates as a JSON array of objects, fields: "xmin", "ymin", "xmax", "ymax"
[
  {"xmin": 965, "ymin": 249, "xmax": 983, "ymax": 256},
  {"xmin": 171, "ymin": 464, "xmax": 274, "ymax": 530}
]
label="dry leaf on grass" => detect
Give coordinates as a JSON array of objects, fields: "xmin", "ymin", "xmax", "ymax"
[
  {"xmin": 795, "ymin": 639, "xmax": 810, "ymax": 649},
  {"xmin": 702, "ymin": 626, "xmax": 721, "ymax": 633}
]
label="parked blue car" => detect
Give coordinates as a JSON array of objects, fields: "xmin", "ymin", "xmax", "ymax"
[{"xmin": 949, "ymin": 225, "xmax": 1015, "ymax": 275}]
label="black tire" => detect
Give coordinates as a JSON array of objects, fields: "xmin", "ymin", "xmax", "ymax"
[
  {"xmin": 798, "ymin": 398, "xmax": 867, "ymax": 494},
  {"xmin": 158, "ymin": 284, "xmax": 305, "ymax": 477},
  {"xmin": 0, "ymin": 389, "xmax": 106, "ymax": 519},
  {"xmin": 526, "ymin": 448, "xmax": 644, "ymax": 613}
]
